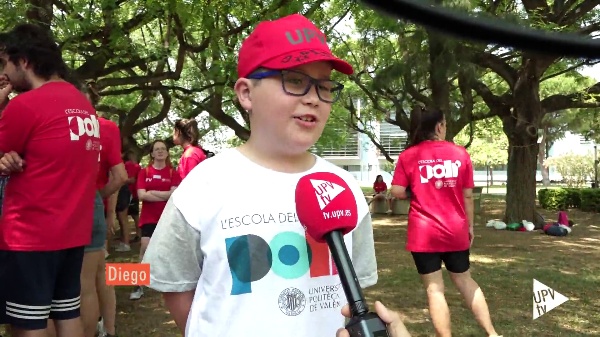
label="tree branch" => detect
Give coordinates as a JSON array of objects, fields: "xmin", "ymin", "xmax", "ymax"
[
  {"xmin": 346, "ymin": 100, "xmax": 396, "ymax": 163},
  {"xmin": 100, "ymin": 83, "xmax": 225, "ymax": 96},
  {"xmin": 542, "ymin": 81, "xmax": 600, "ymax": 113},
  {"xmin": 468, "ymin": 48, "xmax": 518, "ymax": 89},
  {"xmin": 579, "ymin": 21, "xmax": 600, "ymax": 35},
  {"xmin": 471, "ymin": 79, "xmax": 507, "ymax": 108},
  {"xmin": 175, "ymin": 93, "xmax": 251, "ymax": 141},
  {"xmin": 562, "ymin": 0, "xmax": 600, "ymax": 25},
  {"xmin": 521, "ymin": 0, "xmax": 550, "ymax": 18},
  {"xmin": 403, "ymin": 70, "xmax": 433, "ymax": 106},
  {"xmin": 541, "ymin": 60, "xmax": 600, "ymax": 82},
  {"xmin": 132, "ymin": 90, "xmax": 172, "ymax": 133}
]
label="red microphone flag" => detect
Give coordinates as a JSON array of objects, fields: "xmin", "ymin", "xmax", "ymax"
[{"xmin": 295, "ymin": 172, "xmax": 358, "ymax": 243}]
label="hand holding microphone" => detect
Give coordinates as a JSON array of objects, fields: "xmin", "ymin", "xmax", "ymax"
[
  {"xmin": 295, "ymin": 172, "xmax": 390, "ymax": 337},
  {"xmin": 337, "ymin": 302, "xmax": 412, "ymax": 337}
]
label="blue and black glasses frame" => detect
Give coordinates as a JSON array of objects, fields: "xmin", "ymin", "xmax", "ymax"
[{"xmin": 247, "ymin": 69, "xmax": 345, "ymax": 104}]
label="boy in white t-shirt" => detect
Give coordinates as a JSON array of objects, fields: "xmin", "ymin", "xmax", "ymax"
[{"xmin": 142, "ymin": 13, "xmax": 378, "ymax": 337}]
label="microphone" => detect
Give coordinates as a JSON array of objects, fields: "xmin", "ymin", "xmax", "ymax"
[{"xmin": 295, "ymin": 172, "xmax": 389, "ymax": 337}]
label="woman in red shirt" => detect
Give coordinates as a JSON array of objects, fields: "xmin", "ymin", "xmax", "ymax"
[
  {"xmin": 391, "ymin": 106, "xmax": 501, "ymax": 337},
  {"xmin": 372, "ymin": 175, "xmax": 390, "ymax": 210},
  {"xmin": 173, "ymin": 118, "xmax": 207, "ymax": 180},
  {"xmin": 130, "ymin": 140, "xmax": 181, "ymax": 300}
]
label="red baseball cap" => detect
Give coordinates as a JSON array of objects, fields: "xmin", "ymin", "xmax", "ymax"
[{"xmin": 237, "ymin": 14, "xmax": 354, "ymax": 79}]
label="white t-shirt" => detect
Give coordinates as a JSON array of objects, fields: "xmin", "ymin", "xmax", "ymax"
[{"xmin": 143, "ymin": 148, "xmax": 378, "ymax": 337}]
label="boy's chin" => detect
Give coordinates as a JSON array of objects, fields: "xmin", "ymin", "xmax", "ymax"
[{"xmin": 291, "ymin": 135, "xmax": 322, "ymax": 152}]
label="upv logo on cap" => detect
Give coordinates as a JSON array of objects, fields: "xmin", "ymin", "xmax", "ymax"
[{"xmin": 237, "ymin": 14, "xmax": 354, "ymax": 79}]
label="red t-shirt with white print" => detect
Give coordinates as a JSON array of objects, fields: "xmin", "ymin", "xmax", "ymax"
[
  {"xmin": 0, "ymin": 82, "xmax": 100, "ymax": 251},
  {"xmin": 392, "ymin": 140, "xmax": 474, "ymax": 253},
  {"xmin": 137, "ymin": 165, "xmax": 181, "ymax": 226}
]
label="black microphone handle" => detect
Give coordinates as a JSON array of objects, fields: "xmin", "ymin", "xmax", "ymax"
[{"xmin": 324, "ymin": 230, "xmax": 369, "ymax": 317}]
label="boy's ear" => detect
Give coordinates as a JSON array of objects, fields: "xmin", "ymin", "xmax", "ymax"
[{"xmin": 234, "ymin": 78, "xmax": 253, "ymax": 112}]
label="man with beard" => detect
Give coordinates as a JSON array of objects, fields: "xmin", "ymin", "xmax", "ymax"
[{"xmin": 0, "ymin": 24, "xmax": 100, "ymax": 337}]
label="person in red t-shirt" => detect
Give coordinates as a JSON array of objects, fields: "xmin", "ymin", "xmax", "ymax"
[
  {"xmin": 371, "ymin": 174, "xmax": 391, "ymax": 210},
  {"xmin": 125, "ymin": 153, "xmax": 142, "ymax": 238},
  {"xmin": 0, "ymin": 24, "xmax": 99, "ymax": 337},
  {"xmin": 79, "ymin": 81, "xmax": 127, "ymax": 337},
  {"xmin": 391, "ymin": 106, "xmax": 500, "ymax": 337},
  {"xmin": 115, "ymin": 151, "xmax": 142, "ymax": 251},
  {"xmin": 129, "ymin": 140, "xmax": 181, "ymax": 300},
  {"xmin": 173, "ymin": 118, "xmax": 207, "ymax": 180}
]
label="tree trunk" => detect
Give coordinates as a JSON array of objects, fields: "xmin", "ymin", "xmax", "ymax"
[
  {"xmin": 538, "ymin": 128, "xmax": 550, "ymax": 186},
  {"xmin": 502, "ymin": 62, "xmax": 544, "ymax": 224},
  {"xmin": 504, "ymin": 135, "xmax": 539, "ymax": 223}
]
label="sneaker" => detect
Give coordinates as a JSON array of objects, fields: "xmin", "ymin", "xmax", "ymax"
[
  {"xmin": 98, "ymin": 333, "xmax": 118, "ymax": 337},
  {"xmin": 129, "ymin": 286, "xmax": 144, "ymax": 300},
  {"xmin": 96, "ymin": 317, "xmax": 106, "ymax": 337},
  {"xmin": 115, "ymin": 242, "xmax": 131, "ymax": 252}
]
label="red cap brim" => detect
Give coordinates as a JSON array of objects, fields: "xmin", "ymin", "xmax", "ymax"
[{"xmin": 261, "ymin": 48, "xmax": 354, "ymax": 75}]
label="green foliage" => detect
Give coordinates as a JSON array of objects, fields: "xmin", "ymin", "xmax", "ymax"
[
  {"xmin": 538, "ymin": 187, "xmax": 600, "ymax": 212},
  {"xmin": 454, "ymin": 117, "xmax": 508, "ymax": 166},
  {"xmin": 538, "ymin": 188, "xmax": 569, "ymax": 211},
  {"xmin": 580, "ymin": 189, "xmax": 600, "ymax": 212},
  {"xmin": 538, "ymin": 188, "xmax": 581, "ymax": 210},
  {"xmin": 543, "ymin": 151, "xmax": 594, "ymax": 187},
  {"xmin": 540, "ymin": 74, "xmax": 600, "ymax": 146}
]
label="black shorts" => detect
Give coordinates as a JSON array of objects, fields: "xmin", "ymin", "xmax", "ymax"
[
  {"xmin": 116, "ymin": 185, "xmax": 131, "ymax": 213},
  {"xmin": 0, "ymin": 246, "xmax": 85, "ymax": 329},
  {"xmin": 128, "ymin": 198, "xmax": 139, "ymax": 216},
  {"xmin": 141, "ymin": 223, "xmax": 157, "ymax": 238},
  {"xmin": 411, "ymin": 250, "xmax": 470, "ymax": 275}
]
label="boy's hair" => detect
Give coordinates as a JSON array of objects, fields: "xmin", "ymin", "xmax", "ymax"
[
  {"xmin": 0, "ymin": 23, "xmax": 69, "ymax": 80},
  {"xmin": 237, "ymin": 14, "xmax": 354, "ymax": 79}
]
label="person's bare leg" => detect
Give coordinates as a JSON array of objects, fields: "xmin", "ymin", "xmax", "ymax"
[
  {"xmin": 421, "ymin": 270, "xmax": 451, "ymax": 337},
  {"xmin": 46, "ymin": 319, "xmax": 56, "ymax": 337},
  {"xmin": 96, "ymin": 254, "xmax": 117, "ymax": 336},
  {"xmin": 80, "ymin": 251, "xmax": 102, "ymax": 337},
  {"xmin": 128, "ymin": 236, "xmax": 150, "ymax": 301},
  {"xmin": 139, "ymin": 237, "xmax": 150, "ymax": 262},
  {"xmin": 133, "ymin": 216, "xmax": 141, "ymax": 238},
  {"xmin": 116, "ymin": 210, "xmax": 129, "ymax": 245},
  {"xmin": 449, "ymin": 271, "xmax": 499, "ymax": 337},
  {"xmin": 53, "ymin": 318, "xmax": 84, "ymax": 337}
]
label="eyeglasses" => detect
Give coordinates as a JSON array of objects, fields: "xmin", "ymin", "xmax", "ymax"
[{"xmin": 247, "ymin": 69, "xmax": 344, "ymax": 103}]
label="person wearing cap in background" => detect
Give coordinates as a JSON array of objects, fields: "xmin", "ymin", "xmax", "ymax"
[{"xmin": 141, "ymin": 13, "xmax": 378, "ymax": 337}]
